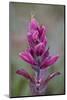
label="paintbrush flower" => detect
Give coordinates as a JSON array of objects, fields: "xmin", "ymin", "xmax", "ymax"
[{"xmin": 16, "ymin": 18, "xmax": 61, "ymax": 95}]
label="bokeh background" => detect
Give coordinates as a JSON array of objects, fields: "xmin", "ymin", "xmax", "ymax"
[{"xmin": 9, "ymin": 2, "xmax": 65, "ymax": 97}]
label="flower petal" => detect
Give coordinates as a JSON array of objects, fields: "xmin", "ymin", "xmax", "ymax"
[
  {"xmin": 40, "ymin": 56, "xmax": 59, "ymax": 69},
  {"xmin": 16, "ymin": 69, "xmax": 35, "ymax": 83},
  {"xmin": 42, "ymin": 72, "xmax": 61, "ymax": 86},
  {"xmin": 19, "ymin": 51, "xmax": 37, "ymax": 65}
]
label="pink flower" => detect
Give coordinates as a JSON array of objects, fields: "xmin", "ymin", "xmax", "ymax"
[{"xmin": 16, "ymin": 18, "xmax": 61, "ymax": 95}]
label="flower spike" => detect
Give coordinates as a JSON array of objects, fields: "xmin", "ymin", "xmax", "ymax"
[{"xmin": 16, "ymin": 18, "xmax": 61, "ymax": 95}]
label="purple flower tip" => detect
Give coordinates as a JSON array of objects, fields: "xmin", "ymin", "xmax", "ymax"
[{"xmin": 29, "ymin": 18, "xmax": 39, "ymax": 31}]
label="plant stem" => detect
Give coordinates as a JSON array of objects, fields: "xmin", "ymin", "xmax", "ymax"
[{"xmin": 37, "ymin": 68, "xmax": 40, "ymax": 81}]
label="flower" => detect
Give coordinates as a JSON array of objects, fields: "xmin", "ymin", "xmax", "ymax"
[{"xmin": 16, "ymin": 18, "xmax": 61, "ymax": 95}]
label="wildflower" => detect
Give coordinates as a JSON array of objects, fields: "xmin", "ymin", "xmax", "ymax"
[{"xmin": 16, "ymin": 18, "xmax": 61, "ymax": 95}]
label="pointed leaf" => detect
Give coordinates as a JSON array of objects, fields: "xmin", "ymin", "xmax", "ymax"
[
  {"xmin": 42, "ymin": 72, "xmax": 61, "ymax": 86},
  {"xmin": 16, "ymin": 69, "xmax": 35, "ymax": 83}
]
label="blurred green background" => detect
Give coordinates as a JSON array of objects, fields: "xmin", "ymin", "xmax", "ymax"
[{"xmin": 9, "ymin": 2, "xmax": 65, "ymax": 97}]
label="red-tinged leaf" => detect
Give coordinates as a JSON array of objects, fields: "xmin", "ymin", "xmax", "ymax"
[
  {"xmin": 16, "ymin": 69, "xmax": 35, "ymax": 83},
  {"xmin": 42, "ymin": 72, "xmax": 61, "ymax": 86}
]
